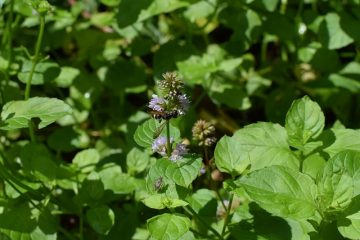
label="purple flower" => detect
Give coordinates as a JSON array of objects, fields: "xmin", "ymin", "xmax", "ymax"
[
  {"xmin": 152, "ymin": 136, "xmax": 173, "ymax": 157},
  {"xmin": 149, "ymin": 94, "xmax": 166, "ymax": 112},
  {"xmin": 177, "ymin": 94, "xmax": 190, "ymax": 116},
  {"xmin": 169, "ymin": 143, "xmax": 188, "ymax": 161},
  {"xmin": 199, "ymin": 166, "xmax": 206, "ymax": 175}
]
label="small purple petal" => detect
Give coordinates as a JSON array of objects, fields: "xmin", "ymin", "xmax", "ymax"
[
  {"xmin": 152, "ymin": 136, "xmax": 174, "ymax": 157},
  {"xmin": 177, "ymin": 94, "xmax": 190, "ymax": 116},
  {"xmin": 149, "ymin": 94, "xmax": 166, "ymax": 112},
  {"xmin": 169, "ymin": 143, "xmax": 188, "ymax": 161}
]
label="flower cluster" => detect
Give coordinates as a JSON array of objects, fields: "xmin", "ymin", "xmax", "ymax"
[
  {"xmin": 151, "ymin": 136, "xmax": 188, "ymax": 161},
  {"xmin": 192, "ymin": 119, "xmax": 217, "ymax": 146},
  {"xmin": 148, "ymin": 72, "xmax": 189, "ymax": 120}
]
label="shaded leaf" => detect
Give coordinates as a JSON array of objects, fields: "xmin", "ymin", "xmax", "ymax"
[{"xmin": 86, "ymin": 205, "xmax": 115, "ymax": 235}]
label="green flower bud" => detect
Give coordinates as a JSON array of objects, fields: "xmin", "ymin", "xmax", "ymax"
[{"xmin": 30, "ymin": 0, "xmax": 53, "ymax": 15}]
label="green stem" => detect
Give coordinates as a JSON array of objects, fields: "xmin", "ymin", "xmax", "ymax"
[
  {"xmin": 203, "ymin": 145, "xmax": 209, "ymax": 164},
  {"xmin": 24, "ymin": 14, "xmax": 45, "ymax": 142},
  {"xmin": 25, "ymin": 14, "xmax": 45, "ymax": 100},
  {"xmin": 183, "ymin": 206, "xmax": 224, "ymax": 240},
  {"xmin": 166, "ymin": 120, "xmax": 172, "ymax": 157},
  {"xmin": 4, "ymin": 0, "xmax": 15, "ymax": 85},
  {"xmin": 215, "ymin": 190, "xmax": 227, "ymax": 210},
  {"xmin": 280, "ymin": 0, "xmax": 287, "ymax": 14},
  {"xmin": 221, "ymin": 194, "xmax": 234, "ymax": 237}
]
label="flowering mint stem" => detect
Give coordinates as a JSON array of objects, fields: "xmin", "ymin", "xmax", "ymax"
[
  {"xmin": 166, "ymin": 120, "xmax": 172, "ymax": 157},
  {"xmin": 221, "ymin": 193, "xmax": 234, "ymax": 237}
]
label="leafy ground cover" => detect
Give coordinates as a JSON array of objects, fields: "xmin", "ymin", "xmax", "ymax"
[{"xmin": 1, "ymin": 0, "xmax": 360, "ymax": 239}]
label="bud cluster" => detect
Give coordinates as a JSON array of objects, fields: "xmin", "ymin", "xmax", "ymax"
[
  {"xmin": 148, "ymin": 72, "xmax": 189, "ymax": 120},
  {"xmin": 192, "ymin": 119, "xmax": 217, "ymax": 147},
  {"xmin": 30, "ymin": 0, "xmax": 53, "ymax": 15}
]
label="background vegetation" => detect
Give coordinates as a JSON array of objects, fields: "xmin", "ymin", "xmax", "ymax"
[{"xmin": 1, "ymin": 0, "xmax": 360, "ymax": 239}]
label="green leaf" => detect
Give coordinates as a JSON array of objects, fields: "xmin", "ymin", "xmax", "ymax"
[
  {"xmin": 328, "ymin": 62, "xmax": 360, "ymax": 93},
  {"xmin": 233, "ymin": 122, "xmax": 299, "ymax": 171},
  {"xmin": 0, "ymin": 97, "xmax": 72, "ymax": 130},
  {"xmin": 155, "ymin": 157, "xmax": 202, "ymax": 187},
  {"xmin": 210, "ymin": 85, "xmax": 251, "ymax": 110},
  {"xmin": 338, "ymin": 212, "xmax": 360, "ymax": 239},
  {"xmin": 142, "ymin": 194, "xmax": 188, "ymax": 209},
  {"xmin": 126, "ymin": 147, "xmax": 150, "ymax": 174},
  {"xmin": 323, "ymin": 151, "xmax": 360, "ymax": 197},
  {"xmin": 317, "ymin": 153, "xmax": 354, "ymax": 214},
  {"xmin": 261, "ymin": 0, "xmax": 279, "ymax": 11},
  {"xmin": 77, "ymin": 178, "xmax": 105, "ymax": 205},
  {"xmin": 302, "ymin": 154, "xmax": 326, "ymax": 180},
  {"xmin": 187, "ymin": 189, "xmax": 217, "ymax": 217},
  {"xmin": 285, "ymin": 96, "xmax": 325, "ymax": 148},
  {"xmin": 99, "ymin": 59, "xmax": 146, "ymax": 91},
  {"xmin": 30, "ymin": 228, "xmax": 56, "ymax": 240},
  {"xmin": 214, "ymin": 135, "xmax": 250, "ymax": 176},
  {"xmin": 319, "ymin": 13, "xmax": 354, "ymax": 50},
  {"xmin": 0, "ymin": 231, "xmax": 29, "ymax": 240},
  {"xmin": 147, "ymin": 213, "xmax": 191, "ymax": 240},
  {"xmin": 134, "ymin": 119, "xmax": 180, "ymax": 148},
  {"xmin": 117, "ymin": 0, "xmax": 190, "ymax": 28},
  {"xmin": 18, "ymin": 60, "xmax": 60, "ymax": 85},
  {"xmin": 47, "ymin": 126, "xmax": 90, "ymax": 152},
  {"xmin": 86, "ymin": 205, "xmax": 115, "ymax": 235},
  {"xmin": 72, "ymin": 149, "xmax": 100, "ymax": 173},
  {"xmin": 146, "ymin": 160, "xmax": 189, "ymax": 199},
  {"xmin": 20, "ymin": 143, "xmax": 58, "ymax": 181},
  {"xmin": 54, "ymin": 66, "xmax": 80, "ymax": 88},
  {"xmin": 235, "ymin": 165, "xmax": 317, "ymax": 219},
  {"xmin": 183, "ymin": 0, "xmax": 216, "ymax": 22},
  {"xmin": 319, "ymin": 129, "xmax": 360, "ymax": 157},
  {"xmin": 337, "ymin": 197, "xmax": 360, "ymax": 239},
  {"xmin": 176, "ymin": 45, "xmax": 235, "ymax": 86},
  {"xmin": 98, "ymin": 163, "xmax": 136, "ymax": 194},
  {"xmin": 90, "ymin": 12, "xmax": 114, "ymax": 27},
  {"xmin": 0, "ymin": 203, "xmax": 37, "ymax": 232}
]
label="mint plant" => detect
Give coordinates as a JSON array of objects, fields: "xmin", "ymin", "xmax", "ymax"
[
  {"xmin": 135, "ymin": 94, "xmax": 360, "ymax": 239},
  {"xmin": 2, "ymin": 0, "xmax": 360, "ymax": 239}
]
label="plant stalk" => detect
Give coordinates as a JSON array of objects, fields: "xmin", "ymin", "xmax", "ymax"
[
  {"xmin": 166, "ymin": 120, "xmax": 172, "ymax": 157},
  {"xmin": 183, "ymin": 206, "xmax": 224, "ymax": 240},
  {"xmin": 25, "ymin": 14, "xmax": 45, "ymax": 100},
  {"xmin": 24, "ymin": 13, "xmax": 45, "ymax": 142},
  {"xmin": 221, "ymin": 193, "xmax": 234, "ymax": 237}
]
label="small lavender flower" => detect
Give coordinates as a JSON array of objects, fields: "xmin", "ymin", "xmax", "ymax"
[
  {"xmin": 177, "ymin": 94, "xmax": 190, "ymax": 116},
  {"xmin": 169, "ymin": 143, "xmax": 188, "ymax": 161},
  {"xmin": 149, "ymin": 94, "xmax": 166, "ymax": 112},
  {"xmin": 152, "ymin": 136, "xmax": 173, "ymax": 157},
  {"xmin": 199, "ymin": 166, "xmax": 206, "ymax": 175}
]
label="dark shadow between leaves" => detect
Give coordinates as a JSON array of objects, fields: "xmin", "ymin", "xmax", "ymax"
[
  {"xmin": 317, "ymin": 129, "xmax": 336, "ymax": 159},
  {"xmin": 250, "ymin": 203, "xmax": 291, "ymax": 240}
]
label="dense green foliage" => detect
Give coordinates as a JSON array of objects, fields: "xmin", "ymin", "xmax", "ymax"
[{"xmin": 1, "ymin": 0, "xmax": 360, "ymax": 239}]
